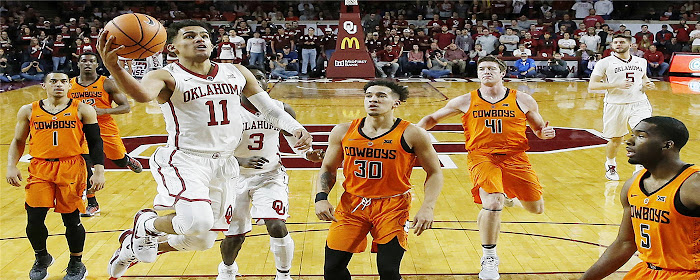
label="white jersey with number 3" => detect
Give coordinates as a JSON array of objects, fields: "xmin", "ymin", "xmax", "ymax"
[
  {"xmin": 161, "ymin": 62, "xmax": 246, "ymax": 153},
  {"xmin": 235, "ymin": 100, "xmax": 285, "ymax": 176},
  {"xmin": 591, "ymin": 54, "xmax": 649, "ymax": 104}
]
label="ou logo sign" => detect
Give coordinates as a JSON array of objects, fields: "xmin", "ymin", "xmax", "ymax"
[
  {"xmin": 343, "ymin": 21, "xmax": 357, "ymax": 35},
  {"xmin": 689, "ymin": 58, "xmax": 700, "ymax": 71}
]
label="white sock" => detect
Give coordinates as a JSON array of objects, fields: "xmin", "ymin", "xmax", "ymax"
[
  {"xmin": 606, "ymin": 158, "xmax": 616, "ymax": 166},
  {"xmin": 482, "ymin": 246, "xmax": 497, "ymax": 258},
  {"xmin": 144, "ymin": 218, "xmax": 161, "ymax": 234},
  {"xmin": 270, "ymin": 234, "xmax": 294, "ymax": 273}
]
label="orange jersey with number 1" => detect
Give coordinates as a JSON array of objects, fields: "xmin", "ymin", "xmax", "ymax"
[
  {"xmin": 69, "ymin": 76, "xmax": 120, "ymax": 135},
  {"xmin": 341, "ymin": 118, "xmax": 417, "ymax": 198},
  {"xmin": 628, "ymin": 165, "xmax": 700, "ymax": 271},
  {"xmin": 461, "ymin": 88, "xmax": 529, "ymax": 153},
  {"xmin": 28, "ymin": 100, "xmax": 85, "ymax": 159}
]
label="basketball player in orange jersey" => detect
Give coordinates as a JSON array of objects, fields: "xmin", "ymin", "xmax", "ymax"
[
  {"xmin": 6, "ymin": 72, "xmax": 106, "ymax": 280},
  {"xmin": 69, "ymin": 52, "xmax": 143, "ymax": 218},
  {"xmin": 580, "ymin": 116, "xmax": 700, "ymax": 280},
  {"xmin": 96, "ymin": 20, "xmax": 311, "ymax": 279},
  {"xmin": 417, "ymin": 56, "xmax": 556, "ymax": 280},
  {"xmin": 315, "ymin": 80, "xmax": 443, "ymax": 280}
]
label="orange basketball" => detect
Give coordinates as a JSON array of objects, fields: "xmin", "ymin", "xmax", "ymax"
[{"xmin": 103, "ymin": 13, "xmax": 166, "ymax": 59}]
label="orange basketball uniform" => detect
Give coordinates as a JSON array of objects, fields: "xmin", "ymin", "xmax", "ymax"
[
  {"xmin": 69, "ymin": 76, "xmax": 127, "ymax": 160},
  {"xmin": 461, "ymin": 88, "xmax": 543, "ymax": 203},
  {"xmin": 326, "ymin": 118, "xmax": 417, "ymax": 253},
  {"xmin": 26, "ymin": 100, "xmax": 87, "ymax": 213},
  {"xmin": 623, "ymin": 165, "xmax": 700, "ymax": 280}
]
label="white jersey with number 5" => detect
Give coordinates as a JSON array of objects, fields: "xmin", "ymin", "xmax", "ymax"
[
  {"xmin": 235, "ymin": 100, "xmax": 285, "ymax": 176},
  {"xmin": 161, "ymin": 62, "xmax": 246, "ymax": 153},
  {"xmin": 591, "ymin": 54, "xmax": 649, "ymax": 104}
]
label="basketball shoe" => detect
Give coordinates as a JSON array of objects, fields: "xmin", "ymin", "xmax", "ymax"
[
  {"xmin": 605, "ymin": 164, "xmax": 619, "ymax": 181},
  {"xmin": 479, "ymin": 256, "xmax": 500, "ymax": 280},
  {"xmin": 125, "ymin": 155, "xmax": 143, "ymax": 173},
  {"xmin": 131, "ymin": 209, "xmax": 159, "ymax": 263},
  {"xmin": 275, "ymin": 269, "xmax": 293, "ymax": 280},
  {"xmin": 80, "ymin": 204, "xmax": 100, "ymax": 217},
  {"xmin": 29, "ymin": 253, "xmax": 53, "ymax": 280},
  {"xmin": 63, "ymin": 258, "xmax": 88, "ymax": 280},
  {"xmin": 108, "ymin": 230, "xmax": 139, "ymax": 279},
  {"xmin": 216, "ymin": 261, "xmax": 239, "ymax": 280}
]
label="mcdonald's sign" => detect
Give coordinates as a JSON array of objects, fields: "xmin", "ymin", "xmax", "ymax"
[{"xmin": 340, "ymin": 37, "xmax": 360, "ymax": 50}]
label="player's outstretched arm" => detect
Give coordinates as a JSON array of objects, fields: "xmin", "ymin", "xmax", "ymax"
[
  {"xmin": 314, "ymin": 123, "xmax": 349, "ymax": 222},
  {"xmin": 518, "ymin": 92, "xmax": 555, "ymax": 140},
  {"xmin": 98, "ymin": 78, "xmax": 131, "ymax": 115},
  {"xmin": 78, "ymin": 103, "xmax": 106, "ymax": 191},
  {"xmin": 280, "ymin": 102, "xmax": 324, "ymax": 161},
  {"xmin": 579, "ymin": 177, "xmax": 638, "ymax": 280},
  {"xmin": 6, "ymin": 105, "xmax": 31, "ymax": 187},
  {"xmin": 406, "ymin": 125, "xmax": 443, "ymax": 236},
  {"xmin": 97, "ymin": 31, "xmax": 170, "ymax": 103},
  {"xmin": 236, "ymin": 64, "xmax": 312, "ymax": 150},
  {"xmin": 588, "ymin": 73, "xmax": 631, "ymax": 92},
  {"xmin": 416, "ymin": 94, "xmax": 469, "ymax": 131}
]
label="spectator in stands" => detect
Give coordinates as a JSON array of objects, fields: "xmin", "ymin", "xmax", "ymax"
[
  {"xmin": 575, "ymin": 42, "xmax": 595, "ymax": 77},
  {"xmin": 509, "ymin": 52, "xmax": 537, "ymax": 78},
  {"xmin": 572, "ymin": 0, "xmax": 594, "ymax": 19},
  {"xmin": 405, "ymin": 44, "xmax": 426, "ymax": 76},
  {"xmin": 583, "ymin": 53, "xmax": 602, "ymax": 77},
  {"xmin": 558, "ymin": 32, "xmax": 576, "ymax": 56},
  {"xmin": 655, "ymin": 24, "xmax": 673, "ymax": 47},
  {"xmin": 491, "ymin": 44, "xmax": 509, "ymax": 56},
  {"xmin": 20, "ymin": 58, "xmax": 44, "ymax": 81},
  {"xmin": 634, "ymin": 25, "xmax": 654, "ymax": 44},
  {"xmin": 644, "ymin": 45, "xmax": 669, "ymax": 77},
  {"xmin": 557, "ymin": 14, "xmax": 577, "ymax": 34},
  {"xmin": 580, "ymin": 27, "xmax": 601, "ymax": 53},
  {"xmin": 598, "ymin": 24, "xmax": 614, "ymax": 50},
  {"xmin": 662, "ymin": 5, "xmax": 678, "ymax": 21},
  {"xmin": 227, "ymin": 29, "xmax": 246, "ymax": 63},
  {"xmin": 673, "ymin": 20, "xmax": 691, "ymax": 46},
  {"xmin": 299, "ymin": 27, "xmax": 318, "ymax": 75},
  {"xmin": 375, "ymin": 44, "xmax": 400, "ymax": 78},
  {"xmin": 512, "ymin": 43, "xmax": 533, "ymax": 56},
  {"xmin": 427, "ymin": 14, "xmax": 445, "ymax": 36},
  {"xmin": 216, "ymin": 35, "xmax": 236, "ymax": 64},
  {"xmin": 629, "ymin": 43, "xmax": 645, "ymax": 57},
  {"xmin": 455, "ymin": 29, "xmax": 474, "ymax": 52},
  {"xmin": 594, "ymin": 0, "xmax": 613, "ymax": 20},
  {"xmin": 362, "ymin": 13, "xmax": 380, "ymax": 34},
  {"xmin": 247, "ymin": 31, "xmax": 267, "ymax": 69},
  {"xmin": 0, "ymin": 48, "xmax": 21, "ymax": 82},
  {"xmin": 643, "ymin": 8, "xmax": 658, "ymax": 22},
  {"xmin": 690, "ymin": 23, "xmax": 700, "ymax": 52},
  {"xmin": 615, "ymin": 24, "xmax": 627, "ymax": 35},
  {"xmin": 539, "ymin": 32, "xmax": 557, "ymax": 57},
  {"xmin": 0, "ymin": 31, "xmax": 13, "ymax": 51},
  {"xmin": 270, "ymin": 52, "xmax": 298, "ymax": 79},
  {"xmin": 434, "ymin": 25, "xmax": 456, "ymax": 50},
  {"xmin": 281, "ymin": 46, "xmax": 300, "ymax": 72},
  {"xmin": 638, "ymin": 34, "xmax": 653, "ymax": 52},
  {"xmin": 665, "ymin": 37, "xmax": 685, "ymax": 55},
  {"xmin": 50, "ymin": 34, "xmax": 67, "ymax": 71},
  {"xmin": 542, "ymin": 52, "xmax": 569, "ymax": 78},
  {"xmin": 475, "ymin": 28, "xmax": 499, "ymax": 55},
  {"xmin": 444, "ymin": 43, "xmax": 468, "ymax": 76},
  {"xmin": 623, "ymin": 30, "xmax": 636, "ymax": 44},
  {"xmin": 421, "ymin": 50, "xmax": 451, "ymax": 78},
  {"xmin": 320, "ymin": 27, "xmax": 336, "ymax": 62},
  {"xmin": 499, "ymin": 27, "xmax": 520, "ymax": 53},
  {"xmin": 583, "ymin": 9, "xmax": 604, "ymax": 28}
]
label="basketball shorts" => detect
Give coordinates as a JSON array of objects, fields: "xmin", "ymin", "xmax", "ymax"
[
  {"xmin": 602, "ymin": 100, "xmax": 653, "ymax": 138},
  {"xmin": 25, "ymin": 155, "xmax": 87, "ymax": 213},
  {"xmin": 98, "ymin": 119, "xmax": 127, "ymax": 160},
  {"xmin": 624, "ymin": 262, "xmax": 700, "ymax": 280},
  {"xmin": 226, "ymin": 169, "xmax": 289, "ymax": 236},
  {"xmin": 149, "ymin": 146, "xmax": 239, "ymax": 231},
  {"xmin": 326, "ymin": 191, "xmax": 411, "ymax": 254},
  {"xmin": 467, "ymin": 151, "xmax": 543, "ymax": 204}
]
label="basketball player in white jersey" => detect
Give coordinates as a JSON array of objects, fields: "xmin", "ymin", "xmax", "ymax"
[
  {"xmin": 217, "ymin": 65, "xmax": 324, "ymax": 280},
  {"xmin": 588, "ymin": 34, "xmax": 656, "ymax": 181},
  {"xmin": 96, "ymin": 20, "xmax": 312, "ymax": 279}
]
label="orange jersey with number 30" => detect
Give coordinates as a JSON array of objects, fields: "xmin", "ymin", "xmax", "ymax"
[
  {"xmin": 341, "ymin": 118, "xmax": 417, "ymax": 198},
  {"xmin": 628, "ymin": 165, "xmax": 700, "ymax": 270},
  {"xmin": 28, "ymin": 100, "xmax": 85, "ymax": 159},
  {"xmin": 461, "ymin": 88, "xmax": 529, "ymax": 153}
]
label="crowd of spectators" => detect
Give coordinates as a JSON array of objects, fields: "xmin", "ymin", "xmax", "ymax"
[{"xmin": 0, "ymin": 1, "xmax": 699, "ymax": 82}]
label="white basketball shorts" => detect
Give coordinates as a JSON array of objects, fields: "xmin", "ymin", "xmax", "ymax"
[
  {"xmin": 226, "ymin": 169, "xmax": 290, "ymax": 236},
  {"xmin": 602, "ymin": 100, "xmax": 653, "ymax": 138}
]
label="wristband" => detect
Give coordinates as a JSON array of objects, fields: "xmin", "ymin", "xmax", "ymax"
[{"xmin": 315, "ymin": 192, "xmax": 329, "ymax": 202}]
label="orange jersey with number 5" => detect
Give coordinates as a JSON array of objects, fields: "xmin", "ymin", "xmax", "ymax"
[
  {"xmin": 628, "ymin": 165, "xmax": 700, "ymax": 271},
  {"xmin": 28, "ymin": 100, "xmax": 85, "ymax": 159},
  {"xmin": 461, "ymin": 88, "xmax": 529, "ymax": 153},
  {"xmin": 341, "ymin": 118, "xmax": 417, "ymax": 198}
]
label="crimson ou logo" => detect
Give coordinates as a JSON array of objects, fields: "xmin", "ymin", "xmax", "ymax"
[{"xmin": 689, "ymin": 58, "xmax": 700, "ymax": 71}]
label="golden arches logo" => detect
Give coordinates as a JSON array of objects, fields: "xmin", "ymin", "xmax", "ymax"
[{"xmin": 341, "ymin": 37, "xmax": 360, "ymax": 50}]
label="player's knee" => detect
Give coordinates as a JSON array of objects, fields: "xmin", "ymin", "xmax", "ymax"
[
  {"xmin": 223, "ymin": 235, "xmax": 246, "ymax": 246},
  {"xmin": 525, "ymin": 203, "xmax": 545, "ymax": 214},
  {"xmin": 265, "ymin": 220, "xmax": 288, "ymax": 238},
  {"xmin": 187, "ymin": 232, "xmax": 218, "ymax": 251},
  {"xmin": 481, "ymin": 195, "xmax": 505, "ymax": 211},
  {"xmin": 172, "ymin": 211, "xmax": 215, "ymax": 236},
  {"xmin": 61, "ymin": 210, "xmax": 82, "ymax": 228}
]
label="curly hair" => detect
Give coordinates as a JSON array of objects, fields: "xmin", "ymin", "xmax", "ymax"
[{"xmin": 363, "ymin": 79, "xmax": 409, "ymax": 102}]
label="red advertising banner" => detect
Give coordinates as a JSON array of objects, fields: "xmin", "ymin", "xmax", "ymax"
[
  {"xmin": 669, "ymin": 76, "xmax": 700, "ymax": 94},
  {"xmin": 669, "ymin": 52, "xmax": 700, "ymax": 74},
  {"xmin": 326, "ymin": 1, "xmax": 375, "ymax": 78}
]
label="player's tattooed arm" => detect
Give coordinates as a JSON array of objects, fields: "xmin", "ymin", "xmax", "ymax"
[{"xmin": 318, "ymin": 171, "xmax": 336, "ymax": 193}]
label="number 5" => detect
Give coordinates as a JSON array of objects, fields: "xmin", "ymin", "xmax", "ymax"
[{"xmin": 639, "ymin": 223, "xmax": 651, "ymax": 249}]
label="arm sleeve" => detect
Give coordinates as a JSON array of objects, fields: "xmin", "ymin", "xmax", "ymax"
[
  {"xmin": 247, "ymin": 91, "xmax": 305, "ymax": 134},
  {"xmin": 82, "ymin": 123, "xmax": 104, "ymax": 165},
  {"xmin": 284, "ymin": 133, "xmax": 311, "ymax": 159}
]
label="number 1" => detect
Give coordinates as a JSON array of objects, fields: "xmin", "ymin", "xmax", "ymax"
[{"xmin": 52, "ymin": 131, "xmax": 58, "ymax": 146}]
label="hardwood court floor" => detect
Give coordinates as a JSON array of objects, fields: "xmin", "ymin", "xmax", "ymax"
[{"xmin": 1, "ymin": 78, "xmax": 699, "ymax": 280}]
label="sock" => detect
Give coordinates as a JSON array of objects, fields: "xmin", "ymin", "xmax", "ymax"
[
  {"xmin": 270, "ymin": 234, "xmax": 294, "ymax": 273},
  {"xmin": 606, "ymin": 158, "xmax": 616, "ymax": 166},
  {"xmin": 86, "ymin": 196, "xmax": 98, "ymax": 206},
  {"xmin": 482, "ymin": 244, "xmax": 497, "ymax": 257},
  {"xmin": 69, "ymin": 255, "xmax": 82, "ymax": 263},
  {"xmin": 34, "ymin": 248, "xmax": 49, "ymax": 257},
  {"xmin": 144, "ymin": 218, "xmax": 160, "ymax": 234}
]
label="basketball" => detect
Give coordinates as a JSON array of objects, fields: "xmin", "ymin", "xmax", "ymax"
[{"xmin": 103, "ymin": 13, "xmax": 166, "ymax": 59}]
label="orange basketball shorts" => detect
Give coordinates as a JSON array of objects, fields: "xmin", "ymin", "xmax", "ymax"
[
  {"xmin": 25, "ymin": 155, "xmax": 87, "ymax": 213},
  {"xmin": 624, "ymin": 262, "xmax": 700, "ymax": 280},
  {"xmin": 99, "ymin": 120, "xmax": 127, "ymax": 160},
  {"xmin": 467, "ymin": 151, "xmax": 543, "ymax": 204},
  {"xmin": 326, "ymin": 191, "xmax": 411, "ymax": 254}
]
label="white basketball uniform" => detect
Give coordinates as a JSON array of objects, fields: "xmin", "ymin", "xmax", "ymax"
[
  {"xmin": 227, "ymin": 100, "xmax": 290, "ymax": 236},
  {"xmin": 591, "ymin": 54, "xmax": 653, "ymax": 138},
  {"xmin": 151, "ymin": 62, "xmax": 246, "ymax": 230}
]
